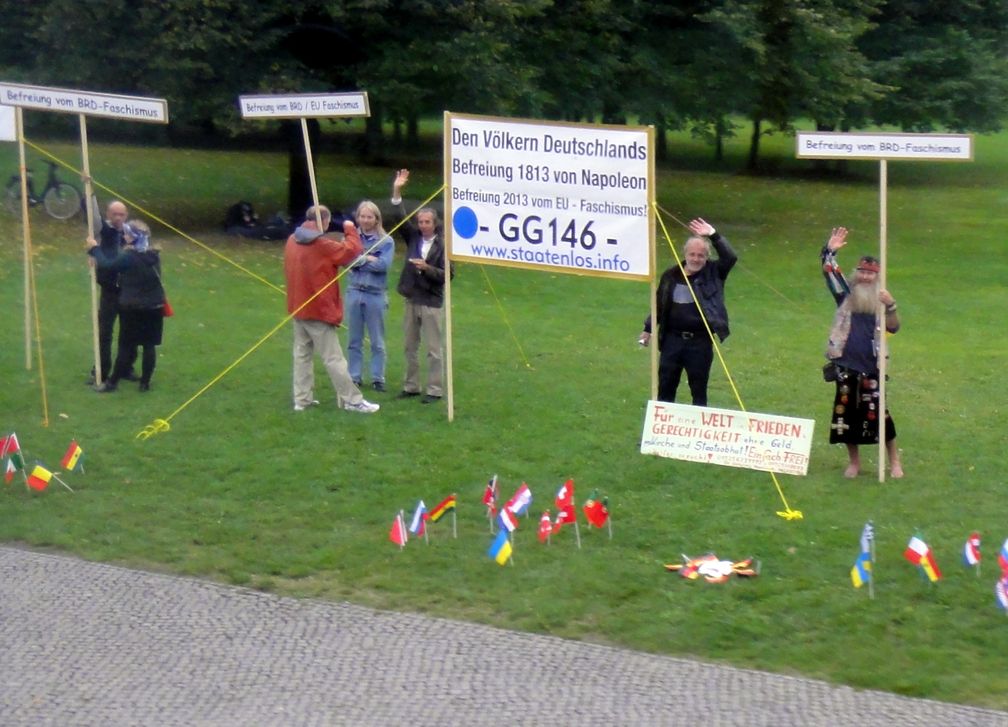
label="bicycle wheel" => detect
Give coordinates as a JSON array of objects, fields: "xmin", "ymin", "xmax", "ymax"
[
  {"xmin": 44, "ymin": 183, "xmax": 81, "ymax": 220},
  {"xmin": 3, "ymin": 182, "xmax": 21, "ymax": 215}
]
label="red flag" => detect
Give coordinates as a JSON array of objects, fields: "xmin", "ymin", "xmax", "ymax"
[
  {"xmin": 583, "ymin": 490, "xmax": 610, "ymax": 528},
  {"xmin": 538, "ymin": 510, "xmax": 553, "ymax": 543},
  {"xmin": 553, "ymin": 479, "xmax": 576, "ymax": 530},
  {"xmin": 389, "ymin": 512, "xmax": 407, "ymax": 546},
  {"xmin": 482, "ymin": 474, "xmax": 498, "ymax": 516}
]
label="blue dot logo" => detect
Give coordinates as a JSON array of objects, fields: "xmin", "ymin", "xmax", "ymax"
[{"xmin": 452, "ymin": 206, "xmax": 478, "ymax": 239}]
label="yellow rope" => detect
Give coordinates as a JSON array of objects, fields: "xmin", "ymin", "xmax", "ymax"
[
  {"xmin": 653, "ymin": 202, "xmax": 801, "ymax": 520},
  {"xmin": 24, "ymin": 140, "xmax": 284, "ymax": 294},
  {"xmin": 476, "ymin": 265, "xmax": 532, "ymax": 370},
  {"xmin": 135, "ymin": 187, "xmax": 444, "ymax": 438}
]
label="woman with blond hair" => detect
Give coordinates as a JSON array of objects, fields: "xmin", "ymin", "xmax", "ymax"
[{"xmin": 346, "ymin": 200, "xmax": 394, "ymax": 392}]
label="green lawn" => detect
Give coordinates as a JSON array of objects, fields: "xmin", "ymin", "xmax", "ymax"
[{"xmin": 1, "ymin": 126, "xmax": 1007, "ymax": 709}]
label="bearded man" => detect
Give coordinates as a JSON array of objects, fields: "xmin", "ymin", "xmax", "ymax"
[{"xmin": 821, "ymin": 227, "xmax": 903, "ymax": 479}]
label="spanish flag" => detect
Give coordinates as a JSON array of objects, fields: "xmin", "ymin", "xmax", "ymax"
[
  {"xmin": 27, "ymin": 464, "xmax": 53, "ymax": 491},
  {"xmin": 61, "ymin": 440, "xmax": 83, "ymax": 472},
  {"xmin": 428, "ymin": 494, "xmax": 457, "ymax": 523}
]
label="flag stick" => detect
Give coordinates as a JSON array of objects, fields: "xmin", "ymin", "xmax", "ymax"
[
  {"xmin": 80, "ymin": 114, "xmax": 102, "ymax": 384},
  {"xmin": 607, "ymin": 515, "xmax": 613, "ymax": 540},
  {"xmin": 868, "ymin": 537, "xmax": 875, "ymax": 600},
  {"xmin": 300, "ymin": 118, "xmax": 322, "ymax": 226},
  {"xmin": 51, "ymin": 472, "xmax": 74, "ymax": 493},
  {"xmin": 452, "ymin": 508, "xmax": 457, "ymax": 539},
  {"xmin": 573, "ymin": 520, "xmax": 581, "ymax": 550}
]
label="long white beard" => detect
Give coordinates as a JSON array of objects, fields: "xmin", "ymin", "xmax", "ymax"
[{"xmin": 849, "ymin": 280, "xmax": 880, "ymax": 314}]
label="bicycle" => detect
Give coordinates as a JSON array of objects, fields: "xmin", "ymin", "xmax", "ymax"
[{"xmin": 4, "ymin": 160, "xmax": 82, "ymax": 220}]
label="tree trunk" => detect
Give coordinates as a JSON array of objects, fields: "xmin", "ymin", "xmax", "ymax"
[
  {"xmin": 407, "ymin": 114, "xmax": 419, "ymax": 148},
  {"xmin": 747, "ymin": 117, "xmax": 762, "ymax": 171},
  {"xmin": 655, "ymin": 114, "xmax": 667, "ymax": 162},
  {"xmin": 285, "ymin": 118, "xmax": 321, "ymax": 223},
  {"xmin": 714, "ymin": 118, "xmax": 725, "ymax": 162},
  {"xmin": 364, "ymin": 103, "xmax": 384, "ymax": 163}
]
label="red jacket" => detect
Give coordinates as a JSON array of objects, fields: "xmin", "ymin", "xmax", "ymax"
[{"xmin": 284, "ymin": 221, "xmax": 363, "ymax": 325}]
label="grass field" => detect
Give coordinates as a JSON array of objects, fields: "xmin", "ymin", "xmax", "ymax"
[{"xmin": 1, "ymin": 124, "xmax": 1007, "ymax": 709}]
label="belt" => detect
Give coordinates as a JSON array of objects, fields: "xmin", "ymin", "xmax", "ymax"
[{"xmin": 669, "ymin": 330, "xmax": 702, "ymax": 340}]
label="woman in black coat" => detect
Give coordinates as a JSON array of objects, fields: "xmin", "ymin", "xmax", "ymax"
[{"xmin": 88, "ymin": 220, "xmax": 166, "ymax": 392}]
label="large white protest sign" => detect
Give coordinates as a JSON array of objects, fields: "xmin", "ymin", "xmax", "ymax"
[
  {"xmin": 445, "ymin": 113, "xmax": 654, "ymax": 281},
  {"xmin": 640, "ymin": 401, "xmax": 815, "ymax": 476},
  {"xmin": 238, "ymin": 92, "xmax": 370, "ymax": 119},
  {"xmin": 0, "ymin": 82, "xmax": 167, "ymax": 123},
  {"xmin": 796, "ymin": 131, "xmax": 972, "ymax": 161},
  {"xmin": 0, "ymin": 104, "xmax": 13, "ymax": 142}
]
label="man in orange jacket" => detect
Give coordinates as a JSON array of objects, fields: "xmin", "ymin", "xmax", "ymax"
[{"xmin": 284, "ymin": 205, "xmax": 379, "ymax": 414}]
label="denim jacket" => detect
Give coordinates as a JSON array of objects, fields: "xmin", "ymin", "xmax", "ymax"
[{"xmin": 348, "ymin": 230, "xmax": 394, "ymax": 293}]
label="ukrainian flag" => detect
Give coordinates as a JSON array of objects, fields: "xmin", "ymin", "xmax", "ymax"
[
  {"xmin": 850, "ymin": 552, "xmax": 872, "ymax": 588},
  {"xmin": 488, "ymin": 530, "xmax": 512, "ymax": 566}
]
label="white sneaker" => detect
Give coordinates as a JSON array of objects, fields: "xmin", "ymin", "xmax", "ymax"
[
  {"xmin": 344, "ymin": 399, "xmax": 380, "ymax": 414},
  {"xmin": 294, "ymin": 399, "xmax": 320, "ymax": 412}
]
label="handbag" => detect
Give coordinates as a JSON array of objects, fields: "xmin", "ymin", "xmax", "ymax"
[{"xmin": 822, "ymin": 361, "xmax": 838, "ymax": 382}]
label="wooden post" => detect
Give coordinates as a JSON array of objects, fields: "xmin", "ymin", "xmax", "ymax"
[
  {"xmin": 299, "ymin": 118, "xmax": 322, "ymax": 226},
  {"xmin": 80, "ymin": 114, "xmax": 102, "ymax": 384},
  {"xmin": 877, "ymin": 160, "xmax": 888, "ymax": 483},
  {"xmin": 16, "ymin": 108, "xmax": 32, "ymax": 370}
]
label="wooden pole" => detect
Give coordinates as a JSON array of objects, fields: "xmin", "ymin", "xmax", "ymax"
[
  {"xmin": 16, "ymin": 108, "xmax": 32, "ymax": 370},
  {"xmin": 79, "ymin": 114, "xmax": 102, "ymax": 383},
  {"xmin": 877, "ymin": 160, "xmax": 888, "ymax": 483},
  {"xmin": 444, "ymin": 113, "xmax": 455, "ymax": 422},
  {"xmin": 299, "ymin": 118, "xmax": 321, "ymax": 227}
]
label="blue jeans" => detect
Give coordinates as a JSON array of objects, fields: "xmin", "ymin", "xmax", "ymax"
[{"xmin": 346, "ymin": 287, "xmax": 387, "ymax": 384}]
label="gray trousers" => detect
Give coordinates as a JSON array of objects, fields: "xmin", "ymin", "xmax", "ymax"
[
  {"xmin": 402, "ymin": 301, "xmax": 443, "ymax": 396},
  {"xmin": 292, "ymin": 319, "xmax": 364, "ymax": 408}
]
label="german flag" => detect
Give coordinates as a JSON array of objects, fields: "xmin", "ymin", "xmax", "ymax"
[{"xmin": 428, "ymin": 494, "xmax": 457, "ymax": 523}]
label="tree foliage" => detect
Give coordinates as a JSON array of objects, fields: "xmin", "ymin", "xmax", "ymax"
[{"xmin": 1, "ymin": 0, "xmax": 1005, "ymax": 168}]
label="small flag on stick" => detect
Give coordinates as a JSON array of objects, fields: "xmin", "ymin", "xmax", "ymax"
[
  {"xmin": 488, "ymin": 529, "xmax": 513, "ymax": 566},
  {"xmin": 482, "ymin": 474, "xmax": 498, "ymax": 521},
  {"xmin": 996, "ymin": 574, "xmax": 1008, "ymax": 613},
  {"xmin": 552, "ymin": 479, "xmax": 581, "ymax": 549},
  {"xmin": 963, "ymin": 532, "xmax": 981, "ymax": 576},
  {"xmin": 538, "ymin": 510, "xmax": 552, "ymax": 544},
  {"xmin": 506, "ymin": 483, "xmax": 532, "ymax": 516},
  {"xmin": 27, "ymin": 464, "xmax": 53, "ymax": 491},
  {"xmin": 850, "ymin": 522, "xmax": 874, "ymax": 597},
  {"xmin": 61, "ymin": 440, "xmax": 84, "ymax": 472},
  {"xmin": 904, "ymin": 534, "xmax": 941, "ymax": 582},
  {"xmin": 998, "ymin": 538, "xmax": 1008, "ymax": 575},
  {"xmin": 389, "ymin": 510, "xmax": 407, "ymax": 548},
  {"xmin": 428, "ymin": 493, "xmax": 458, "ymax": 538},
  {"xmin": 409, "ymin": 500, "xmax": 428, "ymax": 541}
]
